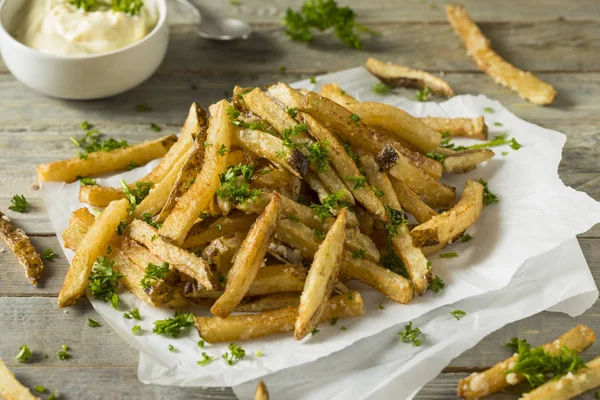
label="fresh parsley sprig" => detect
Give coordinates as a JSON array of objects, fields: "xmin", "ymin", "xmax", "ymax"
[
  {"xmin": 9, "ymin": 194, "xmax": 29, "ymax": 213},
  {"xmin": 141, "ymin": 262, "xmax": 170, "ymax": 289},
  {"xmin": 70, "ymin": 130, "xmax": 129, "ymax": 160},
  {"xmin": 89, "ymin": 256, "xmax": 123, "ymax": 310},
  {"xmin": 399, "ymin": 322, "xmax": 423, "ymax": 346},
  {"xmin": 222, "ymin": 343, "xmax": 245, "ymax": 366},
  {"xmin": 478, "ymin": 179, "xmax": 499, "ymax": 207},
  {"xmin": 153, "ymin": 311, "xmax": 194, "ymax": 338},
  {"xmin": 15, "ymin": 344, "xmax": 32, "ymax": 362},
  {"xmin": 216, "ymin": 164, "xmax": 262, "ymax": 205}
]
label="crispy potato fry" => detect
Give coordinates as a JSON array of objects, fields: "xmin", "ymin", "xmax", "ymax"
[
  {"xmin": 411, "ymin": 179, "xmax": 484, "ymax": 247},
  {"xmin": 295, "ymin": 209, "xmax": 347, "ymax": 339},
  {"xmin": 160, "ymin": 100, "xmax": 234, "ymax": 245},
  {"xmin": 420, "ymin": 117, "xmax": 488, "ymax": 140},
  {"xmin": 268, "ymin": 239, "xmax": 305, "ymax": 265},
  {"xmin": 36, "ymin": 135, "xmax": 177, "ymax": 183},
  {"xmin": 128, "ymin": 219, "xmax": 217, "ymax": 290},
  {"xmin": 520, "ymin": 355, "xmax": 600, "ymax": 400},
  {"xmin": 302, "ymin": 113, "xmax": 387, "ymax": 220},
  {"xmin": 457, "ymin": 325, "xmax": 596, "ymax": 399},
  {"xmin": 236, "ymin": 293, "xmax": 300, "ymax": 313},
  {"xmin": 366, "ymin": 57, "xmax": 455, "ymax": 97},
  {"xmin": 320, "ymin": 82, "xmax": 359, "ymax": 107},
  {"xmin": 361, "ymin": 155, "xmax": 432, "ymax": 295},
  {"xmin": 434, "ymin": 147, "xmax": 495, "ymax": 174},
  {"xmin": 354, "ymin": 205, "xmax": 375, "ymax": 235},
  {"xmin": 389, "ymin": 176, "xmax": 437, "ymax": 223},
  {"xmin": 304, "ymin": 171, "xmax": 331, "ymax": 203},
  {"xmin": 252, "ymin": 166, "xmax": 297, "ymax": 189},
  {"xmin": 300, "ymin": 92, "xmax": 443, "ymax": 179},
  {"xmin": 79, "ymin": 185, "xmax": 126, "ymax": 207},
  {"xmin": 203, "ymin": 233, "xmax": 245, "ymax": 277},
  {"xmin": 446, "ymin": 4, "xmax": 556, "ymax": 105},
  {"xmin": 0, "ymin": 211, "xmax": 44, "ymax": 285},
  {"xmin": 255, "ymin": 381, "xmax": 270, "ymax": 400},
  {"xmin": 62, "ymin": 224, "xmax": 86, "ymax": 251},
  {"xmin": 58, "ymin": 198, "xmax": 130, "ymax": 307},
  {"xmin": 347, "ymin": 102, "xmax": 442, "ymax": 152},
  {"xmin": 196, "ymin": 291, "xmax": 363, "ymax": 343},
  {"xmin": 0, "ymin": 358, "xmax": 40, "ymax": 400},
  {"xmin": 183, "ymin": 212, "xmax": 256, "ymax": 248},
  {"xmin": 266, "ymin": 82, "xmax": 305, "ymax": 108},
  {"xmin": 377, "ymin": 144, "xmax": 456, "ymax": 206},
  {"xmin": 234, "ymin": 128, "xmax": 309, "ymax": 178},
  {"xmin": 211, "ymin": 193, "xmax": 281, "ymax": 318}
]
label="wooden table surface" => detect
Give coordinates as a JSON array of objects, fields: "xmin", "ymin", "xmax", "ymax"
[{"xmin": 1, "ymin": 1, "xmax": 599, "ymax": 398}]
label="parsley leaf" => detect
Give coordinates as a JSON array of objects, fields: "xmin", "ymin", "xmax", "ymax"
[
  {"xmin": 80, "ymin": 121, "xmax": 90, "ymax": 130},
  {"xmin": 34, "ymin": 385, "xmax": 45, "ymax": 393},
  {"xmin": 42, "ymin": 248, "xmax": 57, "ymax": 261},
  {"xmin": 346, "ymin": 175, "xmax": 366, "ymax": 189},
  {"xmin": 116, "ymin": 221, "xmax": 128, "ymax": 236},
  {"xmin": 132, "ymin": 325, "xmax": 141, "ymax": 334},
  {"xmin": 399, "ymin": 322, "xmax": 423, "ymax": 346},
  {"xmin": 373, "ymin": 82, "xmax": 391, "ymax": 95},
  {"xmin": 494, "ymin": 122, "xmax": 503, "ymax": 127},
  {"xmin": 461, "ymin": 234, "xmax": 473, "ymax": 243},
  {"xmin": 439, "ymin": 252, "xmax": 458, "ymax": 259},
  {"xmin": 142, "ymin": 212, "xmax": 162, "ymax": 229},
  {"xmin": 136, "ymin": 103, "xmax": 152, "ymax": 112},
  {"xmin": 450, "ymin": 310, "xmax": 466, "ymax": 320},
  {"xmin": 350, "ymin": 113, "xmax": 361, "ymax": 123},
  {"xmin": 127, "ymin": 161, "xmax": 139, "ymax": 171},
  {"xmin": 309, "ymin": 191, "xmax": 347, "ymax": 221},
  {"xmin": 168, "ymin": 344, "xmax": 175, "ymax": 352},
  {"xmin": 153, "ymin": 311, "xmax": 194, "ymax": 338},
  {"xmin": 310, "ymin": 76, "xmax": 317, "ymax": 84},
  {"xmin": 330, "ymin": 317, "xmax": 339, "ymax": 325},
  {"xmin": 415, "ymin": 86, "xmax": 431, "ymax": 102},
  {"xmin": 88, "ymin": 318, "xmax": 101, "ymax": 327},
  {"xmin": 287, "ymin": 107, "xmax": 298, "ymax": 118},
  {"xmin": 48, "ymin": 390, "xmax": 59, "ymax": 400},
  {"xmin": 9, "ymin": 194, "xmax": 29, "ymax": 213},
  {"xmin": 222, "ymin": 343, "xmax": 246, "ymax": 366},
  {"xmin": 197, "ymin": 352, "xmax": 215, "ymax": 366},
  {"xmin": 58, "ymin": 345, "xmax": 70, "ymax": 361},
  {"xmin": 80, "ymin": 177, "xmax": 98, "ymax": 186},
  {"xmin": 315, "ymin": 228, "xmax": 326, "ymax": 239},
  {"xmin": 15, "ymin": 344, "xmax": 32, "ymax": 362},
  {"xmin": 216, "ymin": 164, "xmax": 262, "ymax": 205},
  {"xmin": 430, "ymin": 275, "xmax": 445, "ymax": 293},
  {"xmin": 306, "ymin": 141, "xmax": 330, "ymax": 172},
  {"xmin": 484, "ymin": 107, "xmax": 494, "ymax": 113},
  {"xmin": 124, "ymin": 308, "xmax": 141, "ymax": 320},
  {"xmin": 352, "ymin": 249, "xmax": 365, "ymax": 259},
  {"xmin": 198, "ymin": 340, "xmax": 205, "ymax": 348},
  {"xmin": 478, "ymin": 178, "xmax": 499, "ymax": 206},
  {"xmin": 425, "ymin": 152, "xmax": 446, "ymax": 165},
  {"xmin": 70, "ymin": 130, "xmax": 129, "ymax": 159},
  {"xmin": 120, "ymin": 180, "xmax": 153, "ymax": 211},
  {"xmin": 89, "ymin": 256, "xmax": 123, "ymax": 310},
  {"xmin": 141, "ymin": 262, "xmax": 170, "ymax": 289},
  {"xmin": 150, "ymin": 123, "xmax": 161, "ymax": 132},
  {"xmin": 311, "ymin": 327, "xmax": 320, "ymax": 335}
]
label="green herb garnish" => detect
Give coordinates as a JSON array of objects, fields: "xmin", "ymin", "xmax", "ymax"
[
  {"xmin": 439, "ymin": 252, "xmax": 458, "ymax": 258},
  {"xmin": 484, "ymin": 107, "xmax": 494, "ymax": 113},
  {"xmin": 141, "ymin": 262, "xmax": 170, "ymax": 289},
  {"xmin": 9, "ymin": 194, "xmax": 29, "ymax": 213},
  {"xmin": 350, "ymin": 113, "xmax": 361, "ymax": 123},
  {"xmin": 153, "ymin": 311, "xmax": 194, "ymax": 338},
  {"xmin": 127, "ymin": 161, "xmax": 139, "ymax": 170},
  {"xmin": 287, "ymin": 107, "xmax": 298, "ymax": 118},
  {"xmin": 430, "ymin": 275, "xmax": 445, "ymax": 293},
  {"xmin": 399, "ymin": 322, "xmax": 423, "ymax": 346},
  {"xmin": 309, "ymin": 191, "xmax": 346, "ymax": 221},
  {"xmin": 80, "ymin": 177, "xmax": 98, "ymax": 186},
  {"xmin": 306, "ymin": 141, "xmax": 330, "ymax": 172},
  {"xmin": 197, "ymin": 352, "xmax": 215, "ymax": 366},
  {"xmin": 494, "ymin": 122, "xmax": 503, "ymax": 127},
  {"xmin": 34, "ymin": 385, "xmax": 45, "ymax": 393},
  {"xmin": 330, "ymin": 317, "xmax": 339, "ymax": 326},
  {"xmin": 425, "ymin": 152, "xmax": 446, "ymax": 165},
  {"xmin": 48, "ymin": 390, "xmax": 59, "ymax": 400},
  {"xmin": 415, "ymin": 86, "xmax": 431, "ymax": 102},
  {"xmin": 311, "ymin": 327, "xmax": 320, "ymax": 336},
  {"xmin": 216, "ymin": 164, "xmax": 262, "ymax": 205},
  {"xmin": 132, "ymin": 325, "xmax": 141, "ymax": 334},
  {"xmin": 120, "ymin": 180, "xmax": 153, "ymax": 211},
  {"xmin": 88, "ymin": 318, "xmax": 101, "ymax": 327},
  {"xmin": 461, "ymin": 234, "xmax": 473, "ymax": 243},
  {"xmin": 310, "ymin": 76, "xmax": 317, "ymax": 84},
  {"xmin": 42, "ymin": 248, "xmax": 57, "ymax": 260},
  {"xmin": 346, "ymin": 175, "xmax": 366, "ymax": 189},
  {"xmin": 222, "ymin": 343, "xmax": 246, "ymax": 366},
  {"xmin": 89, "ymin": 256, "xmax": 123, "ymax": 310},
  {"xmin": 151, "ymin": 123, "xmax": 161, "ymax": 132},
  {"xmin": 352, "ymin": 249, "xmax": 366, "ymax": 259},
  {"xmin": 124, "ymin": 308, "xmax": 141, "ymax": 320},
  {"xmin": 315, "ymin": 228, "xmax": 326, "ymax": 239},
  {"xmin": 116, "ymin": 220, "xmax": 128, "ymax": 236},
  {"xmin": 70, "ymin": 130, "xmax": 129, "ymax": 160},
  {"xmin": 15, "ymin": 344, "xmax": 32, "ymax": 362},
  {"xmin": 450, "ymin": 310, "xmax": 466, "ymax": 320},
  {"xmin": 136, "ymin": 103, "xmax": 152, "ymax": 112},
  {"xmin": 478, "ymin": 178, "xmax": 499, "ymax": 206},
  {"xmin": 373, "ymin": 82, "xmax": 391, "ymax": 95},
  {"xmin": 58, "ymin": 345, "xmax": 70, "ymax": 361},
  {"xmin": 142, "ymin": 212, "xmax": 161, "ymax": 229}
]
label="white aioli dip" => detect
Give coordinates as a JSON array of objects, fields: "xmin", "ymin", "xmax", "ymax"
[{"xmin": 13, "ymin": 0, "xmax": 157, "ymax": 56}]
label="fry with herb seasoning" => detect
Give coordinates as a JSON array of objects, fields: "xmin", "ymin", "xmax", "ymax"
[
  {"xmin": 388, "ymin": 176, "xmax": 438, "ymax": 224},
  {"xmin": 420, "ymin": 117, "xmax": 488, "ymax": 140},
  {"xmin": 236, "ymin": 293, "xmax": 301, "ymax": 313},
  {"xmin": 320, "ymin": 82, "xmax": 359, "ymax": 107},
  {"xmin": 0, "ymin": 211, "xmax": 44, "ymax": 285},
  {"xmin": 183, "ymin": 212, "xmax": 256, "ymax": 248},
  {"xmin": 0, "ymin": 358, "xmax": 40, "ymax": 400},
  {"xmin": 432, "ymin": 147, "xmax": 495, "ymax": 174}
]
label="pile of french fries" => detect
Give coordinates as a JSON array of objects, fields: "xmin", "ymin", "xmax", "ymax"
[{"xmin": 34, "ymin": 77, "xmax": 497, "ymax": 344}]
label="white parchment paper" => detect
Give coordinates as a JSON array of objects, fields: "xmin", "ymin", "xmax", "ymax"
[{"xmin": 41, "ymin": 67, "xmax": 600, "ymax": 392}]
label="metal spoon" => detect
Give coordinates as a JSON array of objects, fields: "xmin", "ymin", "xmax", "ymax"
[{"xmin": 172, "ymin": 0, "xmax": 252, "ymax": 41}]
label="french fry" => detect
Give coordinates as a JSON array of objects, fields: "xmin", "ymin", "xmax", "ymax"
[
  {"xmin": 420, "ymin": 117, "xmax": 488, "ymax": 140},
  {"xmin": 457, "ymin": 325, "xmax": 596, "ymax": 399},
  {"xmin": 377, "ymin": 144, "xmax": 456, "ymax": 207},
  {"xmin": 36, "ymin": 135, "xmax": 177, "ymax": 183},
  {"xmin": 196, "ymin": 291, "xmax": 363, "ymax": 343},
  {"xmin": 300, "ymin": 92, "xmax": 443, "ymax": 179},
  {"xmin": 255, "ymin": 381, "xmax": 270, "ymax": 400},
  {"xmin": 203, "ymin": 233, "xmax": 245, "ymax": 277},
  {"xmin": 0, "ymin": 211, "xmax": 44, "ymax": 285},
  {"xmin": 302, "ymin": 113, "xmax": 387, "ymax": 220},
  {"xmin": 446, "ymin": 4, "xmax": 556, "ymax": 105},
  {"xmin": 354, "ymin": 205, "xmax": 375, "ymax": 235},
  {"xmin": 233, "ymin": 128, "xmax": 309, "ymax": 178},
  {"xmin": 252, "ymin": 166, "xmax": 297, "ymax": 189},
  {"xmin": 320, "ymin": 82, "xmax": 359, "ymax": 107},
  {"xmin": 236, "ymin": 293, "xmax": 301, "ymax": 313},
  {"xmin": 58, "ymin": 198, "xmax": 130, "ymax": 307},
  {"xmin": 62, "ymin": 224, "xmax": 86, "ymax": 251},
  {"xmin": 346, "ymin": 102, "xmax": 442, "ymax": 152},
  {"xmin": 268, "ymin": 239, "xmax": 305, "ymax": 265},
  {"xmin": 160, "ymin": 100, "xmax": 234, "ymax": 245},
  {"xmin": 295, "ymin": 209, "xmax": 347, "ymax": 339},
  {"xmin": 266, "ymin": 82, "xmax": 305, "ymax": 108},
  {"xmin": 389, "ymin": 176, "xmax": 438, "ymax": 223},
  {"xmin": 520, "ymin": 355, "xmax": 600, "ymax": 400},
  {"xmin": 365, "ymin": 57, "xmax": 455, "ymax": 97},
  {"xmin": 411, "ymin": 179, "xmax": 484, "ymax": 247},
  {"xmin": 79, "ymin": 185, "xmax": 126, "ymax": 207},
  {"xmin": 211, "ymin": 193, "xmax": 281, "ymax": 318},
  {"xmin": 183, "ymin": 212, "xmax": 256, "ymax": 249},
  {"xmin": 0, "ymin": 358, "xmax": 40, "ymax": 400},
  {"xmin": 433, "ymin": 148, "xmax": 495, "ymax": 174},
  {"xmin": 304, "ymin": 170, "xmax": 332, "ymax": 203},
  {"xmin": 361, "ymin": 154, "xmax": 432, "ymax": 295},
  {"xmin": 128, "ymin": 219, "xmax": 217, "ymax": 290}
]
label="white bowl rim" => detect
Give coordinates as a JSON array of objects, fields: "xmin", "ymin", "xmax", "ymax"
[{"xmin": 0, "ymin": 0, "xmax": 168, "ymax": 60}]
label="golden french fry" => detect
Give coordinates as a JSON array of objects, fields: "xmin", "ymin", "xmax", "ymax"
[
  {"xmin": 458, "ymin": 325, "xmax": 596, "ymax": 399},
  {"xmin": 411, "ymin": 179, "xmax": 484, "ymax": 247},
  {"xmin": 79, "ymin": 185, "xmax": 126, "ymax": 207},
  {"xmin": 196, "ymin": 291, "xmax": 363, "ymax": 343},
  {"xmin": 255, "ymin": 381, "xmax": 270, "ymax": 400},
  {"xmin": 236, "ymin": 293, "xmax": 301, "ymax": 313},
  {"xmin": 203, "ymin": 233, "xmax": 245, "ymax": 277},
  {"xmin": 128, "ymin": 219, "xmax": 217, "ymax": 290},
  {"xmin": 434, "ymin": 148, "xmax": 495, "ymax": 174},
  {"xmin": 252, "ymin": 166, "xmax": 297, "ymax": 189},
  {"xmin": 0, "ymin": 358, "xmax": 40, "ymax": 400},
  {"xmin": 211, "ymin": 193, "xmax": 281, "ymax": 318},
  {"xmin": 295, "ymin": 209, "xmax": 347, "ymax": 339},
  {"xmin": 389, "ymin": 176, "xmax": 437, "ymax": 224},
  {"xmin": 347, "ymin": 102, "xmax": 442, "ymax": 152},
  {"xmin": 58, "ymin": 198, "xmax": 130, "ymax": 307},
  {"xmin": 266, "ymin": 82, "xmax": 305, "ymax": 108},
  {"xmin": 304, "ymin": 170, "xmax": 332, "ymax": 203},
  {"xmin": 36, "ymin": 135, "xmax": 177, "ymax": 183},
  {"xmin": 446, "ymin": 4, "xmax": 556, "ymax": 105},
  {"xmin": 62, "ymin": 224, "xmax": 86, "ymax": 251},
  {"xmin": 320, "ymin": 82, "xmax": 359, "ymax": 107},
  {"xmin": 183, "ymin": 212, "xmax": 256, "ymax": 249},
  {"xmin": 419, "ymin": 117, "xmax": 488, "ymax": 140},
  {"xmin": 377, "ymin": 144, "xmax": 456, "ymax": 207},
  {"xmin": 0, "ymin": 211, "xmax": 44, "ymax": 285},
  {"xmin": 160, "ymin": 100, "xmax": 234, "ymax": 245},
  {"xmin": 366, "ymin": 57, "xmax": 455, "ymax": 97}
]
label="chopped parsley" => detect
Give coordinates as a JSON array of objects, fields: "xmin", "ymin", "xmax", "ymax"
[
  {"xmin": 346, "ymin": 175, "xmax": 366, "ymax": 189},
  {"xmin": 450, "ymin": 310, "xmax": 466, "ymax": 320},
  {"xmin": 315, "ymin": 228, "xmax": 326, "ymax": 239},
  {"xmin": 352, "ymin": 249, "xmax": 366, "ymax": 259},
  {"xmin": 287, "ymin": 107, "xmax": 298, "ymax": 118},
  {"xmin": 502, "ymin": 151, "xmax": 509, "ymax": 156},
  {"xmin": 120, "ymin": 180, "xmax": 154, "ymax": 211},
  {"xmin": 151, "ymin": 123, "xmax": 161, "ymax": 132},
  {"xmin": 341, "ymin": 141, "xmax": 363, "ymax": 172},
  {"xmin": 9, "ymin": 194, "xmax": 29, "ymax": 213},
  {"xmin": 143, "ymin": 212, "xmax": 161, "ymax": 229},
  {"xmin": 197, "ymin": 352, "xmax": 215, "ymax": 366},
  {"xmin": 350, "ymin": 113, "xmax": 361, "ymax": 124},
  {"xmin": 218, "ymin": 144, "xmax": 229, "ymax": 156},
  {"xmin": 505, "ymin": 337, "xmax": 586, "ymax": 388},
  {"xmin": 330, "ymin": 317, "xmax": 339, "ymax": 325},
  {"xmin": 87, "ymin": 318, "xmax": 101, "ymax": 327},
  {"xmin": 80, "ymin": 177, "xmax": 98, "ymax": 186},
  {"xmin": 306, "ymin": 141, "xmax": 330, "ymax": 172},
  {"xmin": 309, "ymin": 191, "xmax": 347, "ymax": 221},
  {"xmin": 461, "ymin": 234, "xmax": 473, "ymax": 243},
  {"xmin": 226, "ymin": 105, "xmax": 269, "ymax": 132},
  {"xmin": 48, "ymin": 390, "xmax": 59, "ymax": 400},
  {"xmin": 89, "ymin": 256, "xmax": 124, "ymax": 310},
  {"xmin": 478, "ymin": 178, "xmax": 499, "ymax": 206},
  {"xmin": 281, "ymin": 123, "xmax": 309, "ymax": 149},
  {"xmin": 494, "ymin": 122, "xmax": 503, "ymax": 127},
  {"xmin": 216, "ymin": 164, "xmax": 262, "ymax": 204},
  {"xmin": 425, "ymin": 152, "xmax": 446, "ymax": 165},
  {"xmin": 136, "ymin": 103, "xmax": 152, "ymax": 112},
  {"xmin": 283, "ymin": 0, "xmax": 376, "ymax": 49},
  {"xmin": 116, "ymin": 220, "xmax": 128, "ymax": 236},
  {"xmin": 484, "ymin": 107, "xmax": 494, "ymax": 113},
  {"xmin": 58, "ymin": 345, "xmax": 70, "ymax": 360},
  {"xmin": 42, "ymin": 248, "xmax": 57, "ymax": 261},
  {"xmin": 153, "ymin": 311, "xmax": 194, "ymax": 338},
  {"xmin": 132, "ymin": 325, "xmax": 141, "ymax": 334},
  {"xmin": 124, "ymin": 308, "xmax": 141, "ymax": 320},
  {"xmin": 256, "ymin": 350, "xmax": 263, "ymax": 357},
  {"xmin": 373, "ymin": 82, "xmax": 391, "ymax": 95},
  {"xmin": 34, "ymin": 385, "xmax": 45, "ymax": 393},
  {"xmin": 288, "ymin": 215, "xmax": 301, "ymax": 222},
  {"xmin": 381, "ymin": 206, "xmax": 409, "ymax": 278},
  {"xmin": 439, "ymin": 252, "xmax": 458, "ymax": 259},
  {"xmin": 80, "ymin": 121, "xmax": 90, "ymax": 130},
  {"xmin": 430, "ymin": 275, "xmax": 445, "ymax": 293},
  {"xmin": 340, "ymin": 326, "xmax": 347, "ymax": 331},
  {"xmin": 311, "ymin": 327, "xmax": 320, "ymax": 336},
  {"xmin": 222, "ymin": 343, "xmax": 245, "ymax": 366},
  {"xmin": 70, "ymin": 130, "xmax": 129, "ymax": 159},
  {"xmin": 440, "ymin": 133, "xmax": 521, "ymax": 152},
  {"xmin": 310, "ymin": 76, "xmax": 317, "ymax": 83},
  {"xmin": 379, "ymin": 303, "xmax": 385, "ymax": 310},
  {"xmin": 15, "ymin": 344, "xmax": 32, "ymax": 362},
  {"xmin": 372, "ymin": 188, "xmax": 384, "ymax": 197},
  {"xmin": 127, "ymin": 161, "xmax": 139, "ymax": 170},
  {"xmin": 168, "ymin": 344, "xmax": 175, "ymax": 352},
  {"xmin": 415, "ymin": 86, "xmax": 431, "ymax": 102},
  {"xmin": 399, "ymin": 322, "xmax": 423, "ymax": 346},
  {"xmin": 141, "ymin": 262, "xmax": 170, "ymax": 289},
  {"xmin": 198, "ymin": 340, "xmax": 205, "ymax": 348}
]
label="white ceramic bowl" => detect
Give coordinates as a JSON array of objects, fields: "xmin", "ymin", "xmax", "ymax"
[{"xmin": 0, "ymin": 0, "xmax": 169, "ymax": 99}]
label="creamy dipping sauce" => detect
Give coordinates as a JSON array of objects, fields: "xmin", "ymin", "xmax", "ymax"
[{"xmin": 12, "ymin": 0, "xmax": 157, "ymax": 56}]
